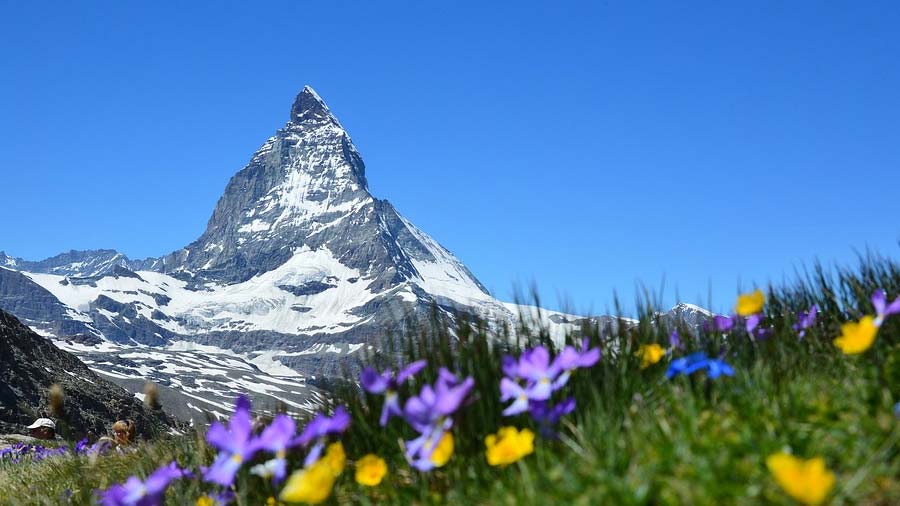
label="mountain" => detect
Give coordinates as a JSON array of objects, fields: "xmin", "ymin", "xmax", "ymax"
[
  {"xmin": 0, "ymin": 86, "xmax": 713, "ymax": 420},
  {"xmin": 0, "ymin": 308, "xmax": 177, "ymax": 437},
  {"xmin": 0, "ymin": 250, "xmax": 135, "ymax": 278}
]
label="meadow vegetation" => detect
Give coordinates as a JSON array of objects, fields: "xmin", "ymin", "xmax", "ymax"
[{"xmin": 2, "ymin": 253, "xmax": 900, "ymax": 505}]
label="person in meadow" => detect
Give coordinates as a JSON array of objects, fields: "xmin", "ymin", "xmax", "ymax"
[
  {"xmin": 112, "ymin": 420, "xmax": 136, "ymax": 446},
  {"xmin": 26, "ymin": 418, "xmax": 58, "ymax": 441}
]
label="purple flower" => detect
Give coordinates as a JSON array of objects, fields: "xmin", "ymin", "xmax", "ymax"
[
  {"xmin": 404, "ymin": 424, "xmax": 448, "ymax": 472},
  {"xmin": 500, "ymin": 341, "xmax": 599, "ymax": 416},
  {"xmin": 101, "ymin": 462, "xmax": 187, "ymax": 506},
  {"xmin": 401, "ymin": 368, "xmax": 473, "ymax": 470},
  {"xmin": 295, "ymin": 406, "xmax": 350, "ymax": 467},
  {"xmin": 529, "ymin": 397, "xmax": 576, "ymax": 439},
  {"xmin": 499, "ymin": 377, "xmax": 530, "ymax": 416},
  {"xmin": 403, "ymin": 369, "xmax": 473, "ymax": 433},
  {"xmin": 873, "ymin": 289, "xmax": 900, "ymax": 326},
  {"xmin": 204, "ymin": 396, "xmax": 258, "ymax": 486},
  {"xmin": 499, "ymin": 343, "xmax": 598, "ymax": 439},
  {"xmin": 74, "ymin": 438, "xmax": 90, "ymax": 455},
  {"xmin": 501, "ymin": 354, "xmax": 519, "ymax": 377},
  {"xmin": 669, "ymin": 330, "xmax": 683, "ymax": 350},
  {"xmin": 361, "ymin": 360, "xmax": 427, "ymax": 426},
  {"xmin": 249, "ymin": 414, "xmax": 296, "ymax": 483},
  {"xmin": 711, "ymin": 315, "xmax": 736, "ymax": 332},
  {"xmin": 792, "ymin": 304, "xmax": 818, "ymax": 338},
  {"xmin": 551, "ymin": 338, "xmax": 601, "ymax": 384}
]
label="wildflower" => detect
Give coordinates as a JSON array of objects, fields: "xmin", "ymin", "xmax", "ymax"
[
  {"xmin": 323, "ymin": 441, "xmax": 346, "ymax": 476},
  {"xmin": 355, "ymin": 454, "xmax": 387, "ymax": 486},
  {"xmin": 894, "ymin": 402, "xmax": 900, "ymax": 420},
  {"xmin": 499, "ymin": 377, "xmax": 531, "ymax": 416},
  {"xmin": 74, "ymin": 438, "xmax": 89, "ymax": 455},
  {"xmin": 793, "ymin": 305, "xmax": 818, "ymax": 338},
  {"xmin": 669, "ymin": 330, "xmax": 683, "ymax": 350},
  {"xmin": 279, "ymin": 458, "xmax": 336, "ymax": 505},
  {"xmin": 500, "ymin": 341, "xmax": 598, "ymax": 416},
  {"xmin": 834, "ymin": 315, "xmax": 879, "ymax": 354},
  {"xmin": 360, "ymin": 360, "xmax": 427, "ymax": 426},
  {"xmin": 101, "ymin": 462, "xmax": 187, "ymax": 506},
  {"xmin": 554, "ymin": 337, "xmax": 602, "ymax": 372},
  {"xmin": 513, "ymin": 346, "xmax": 560, "ymax": 400},
  {"xmin": 736, "ymin": 289, "xmax": 765, "ymax": 317},
  {"xmin": 204, "ymin": 396, "xmax": 259, "ymax": 486},
  {"xmin": 401, "ymin": 369, "xmax": 471, "ymax": 472},
  {"xmin": 872, "ymin": 289, "xmax": 900, "ymax": 326},
  {"xmin": 745, "ymin": 314, "xmax": 774, "ymax": 340},
  {"xmin": 636, "ymin": 344, "xmax": 665, "ymax": 369},
  {"xmin": 666, "ymin": 352, "xmax": 734, "ymax": 379},
  {"xmin": 705, "ymin": 358, "xmax": 736, "ymax": 379},
  {"xmin": 766, "ymin": 452, "xmax": 835, "ymax": 506},
  {"xmin": 429, "ymin": 432, "xmax": 454, "ymax": 467},
  {"xmin": 529, "ymin": 397, "xmax": 576, "ymax": 439},
  {"xmin": 195, "ymin": 491, "xmax": 232, "ymax": 506},
  {"xmin": 485, "ymin": 426, "xmax": 535, "ymax": 466},
  {"xmin": 665, "ymin": 352, "xmax": 711, "ymax": 379},
  {"xmin": 711, "ymin": 315, "xmax": 736, "ymax": 332},
  {"xmin": 295, "ymin": 406, "xmax": 350, "ymax": 467},
  {"xmin": 402, "ymin": 368, "xmax": 473, "ymax": 434},
  {"xmin": 549, "ymin": 337, "xmax": 601, "ymax": 388},
  {"xmin": 249, "ymin": 414, "xmax": 296, "ymax": 483},
  {"xmin": 406, "ymin": 428, "xmax": 455, "ymax": 471}
]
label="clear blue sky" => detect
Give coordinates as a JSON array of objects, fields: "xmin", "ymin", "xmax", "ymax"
[{"xmin": 2, "ymin": 2, "xmax": 899, "ymax": 315}]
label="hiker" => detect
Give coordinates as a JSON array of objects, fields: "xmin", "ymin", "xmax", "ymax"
[
  {"xmin": 26, "ymin": 418, "xmax": 57, "ymax": 440},
  {"xmin": 112, "ymin": 420, "xmax": 135, "ymax": 446}
]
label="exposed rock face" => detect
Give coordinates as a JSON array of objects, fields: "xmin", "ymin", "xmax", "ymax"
[
  {"xmin": 0, "ymin": 309, "xmax": 177, "ymax": 437},
  {"xmin": 0, "ymin": 268, "xmax": 99, "ymax": 338}
]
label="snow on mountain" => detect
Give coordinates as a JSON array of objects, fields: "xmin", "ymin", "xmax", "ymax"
[{"xmin": 0, "ymin": 86, "xmax": 714, "ymax": 422}]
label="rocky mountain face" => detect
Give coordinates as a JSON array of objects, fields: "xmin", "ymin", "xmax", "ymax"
[
  {"xmin": 0, "ymin": 86, "xmax": 714, "ymax": 422},
  {"xmin": 0, "ymin": 309, "xmax": 177, "ymax": 437}
]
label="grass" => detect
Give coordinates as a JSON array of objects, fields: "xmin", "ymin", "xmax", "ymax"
[{"xmin": 2, "ymin": 252, "xmax": 900, "ymax": 505}]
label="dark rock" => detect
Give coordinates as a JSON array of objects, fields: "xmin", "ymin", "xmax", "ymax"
[
  {"xmin": 0, "ymin": 309, "xmax": 179, "ymax": 438},
  {"xmin": 278, "ymin": 281, "xmax": 337, "ymax": 296}
]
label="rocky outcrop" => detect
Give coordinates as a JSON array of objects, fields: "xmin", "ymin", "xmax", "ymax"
[{"xmin": 0, "ymin": 309, "xmax": 177, "ymax": 438}]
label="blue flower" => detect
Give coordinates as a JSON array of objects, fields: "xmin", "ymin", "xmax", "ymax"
[{"xmin": 666, "ymin": 352, "xmax": 734, "ymax": 379}]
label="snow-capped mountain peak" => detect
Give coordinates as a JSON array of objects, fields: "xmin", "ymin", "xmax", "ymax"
[
  {"xmin": 0, "ymin": 86, "xmax": 714, "ymax": 422},
  {"xmin": 290, "ymin": 85, "xmax": 342, "ymax": 127}
]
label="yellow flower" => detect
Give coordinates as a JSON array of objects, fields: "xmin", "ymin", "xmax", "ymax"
[
  {"xmin": 485, "ymin": 426, "xmax": 535, "ymax": 466},
  {"xmin": 265, "ymin": 497, "xmax": 283, "ymax": 506},
  {"xmin": 324, "ymin": 441, "xmax": 346, "ymax": 477},
  {"xmin": 430, "ymin": 432, "xmax": 454, "ymax": 467},
  {"xmin": 355, "ymin": 454, "xmax": 388, "ymax": 486},
  {"xmin": 766, "ymin": 452, "xmax": 835, "ymax": 506},
  {"xmin": 279, "ymin": 458, "xmax": 336, "ymax": 505},
  {"xmin": 195, "ymin": 496, "xmax": 214, "ymax": 506},
  {"xmin": 834, "ymin": 315, "xmax": 879, "ymax": 354},
  {"xmin": 636, "ymin": 344, "xmax": 665, "ymax": 369},
  {"xmin": 736, "ymin": 289, "xmax": 765, "ymax": 316}
]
